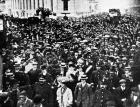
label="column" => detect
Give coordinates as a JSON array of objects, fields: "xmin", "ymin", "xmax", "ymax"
[
  {"xmin": 51, "ymin": 0, "xmax": 53, "ymax": 11},
  {"xmin": 44, "ymin": 0, "xmax": 47, "ymax": 8},
  {"xmin": 39, "ymin": 0, "xmax": 43, "ymax": 7},
  {"xmin": 46, "ymin": 0, "xmax": 51, "ymax": 10},
  {"xmin": 17, "ymin": 0, "xmax": 19, "ymax": 9},
  {"xmin": 27, "ymin": 0, "xmax": 30, "ymax": 10},
  {"xmin": 24, "ymin": 0, "xmax": 27, "ymax": 10},
  {"xmin": 21, "ymin": 0, "xmax": 24, "ymax": 12},
  {"xmin": 13, "ymin": 0, "xmax": 15, "ymax": 16},
  {"xmin": 15, "ymin": 0, "xmax": 17, "ymax": 9},
  {"xmin": 19, "ymin": 0, "xmax": 22, "ymax": 9},
  {"xmin": 11, "ymin": 0, "xmax": 13, "ymax": 9},
  {"xmin": 38, "ymin": 0, "xmax": 39, "ymax": 8},
  {"xmin": 22, "ymin": 0, "xmax": 25, "ymax": 10},
  {"xmin": 35, "ymin": 0, "xmax": 38, "ymax": 9},
  {"xmin": 53, "ymin": 0, "xmax": 57, "ymax": 13},
  {"xmin": 16, "ymin": 0, "xmax": 18, "ymax": 9},
  {"xmin": 42, "ymin": 0, "xmax": 44, "ymax": 8},
  {"xmin": 13, "ymin": 0, "xmax": 15, "ymax": 9},
  {"xmin": 34, "ymin": 0, "xmax": 35, "ymax": 9},
  {"xmin": 31, "ymin": 0, "xmax": 35, "ymax": 10}
]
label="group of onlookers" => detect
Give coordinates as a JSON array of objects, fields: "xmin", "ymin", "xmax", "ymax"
[{"xmin": 0, "ymin": 13, "xmax": 140, "ymax": 107}]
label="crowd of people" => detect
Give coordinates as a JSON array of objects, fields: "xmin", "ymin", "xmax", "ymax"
[{"xmin": 0, "ymin": 12, "xmax": 140, "ymax": 107}]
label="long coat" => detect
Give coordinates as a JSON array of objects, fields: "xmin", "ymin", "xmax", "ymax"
[
  {"xmin": 93, "ymin": 88, "xmax": 113, "ymax": 107},
  {"xmin": 33, "ymin": 82, "xmax": 54, "ymax": 107},
  {"xmin": 74, "ymin": 82, "xmax": 93, "ymax": 107},
  {"xmin": 114, "ymin": 86, "xmax": 131, "ymax": 100},
  {"xmin": 57, "ymin": 86, "xmax": 73, "ymax": 107}
]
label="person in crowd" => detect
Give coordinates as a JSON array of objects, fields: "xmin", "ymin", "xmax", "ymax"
[
  {"xmin": 33, "ymin": 76, "xmax": 54, "ymax": 107},
  {"xmin": 114, "ymin": 79, "xmax": 131, "ymax": 107},
  {"xmin": 32, "ymin": 94, "xmax": 43, "ymax": 107},
  {"xmin": 57, "ymin": 77, "xmax": 73, "ymax": 107},
  {"xmin": 27, "ymin": 61, "xmax": 41, "ymax": 85},
  {"xmin": 93, "ymin": 81, "xmax": 116, "ymax": 107},
  {"xmin": 105, "ymin": 96, "xmax": 122, "ymax": 107},
  {"xmin": 66, "ymin": 61, "xmax": 76, "ymax": 82},
  {"xmin": 40, "ymin": 64, "xmax": 53, "ymax": 84},
  {"xmin": 76, "ymin": 58, "xmax": 86, "ymax": 81},
  {"xmin": 0, "ymin": 90, "xmax": 14, "ymax": 107},
  {"xmin": 2, "ymin": 10, "xmax": 140, "ymax": 107},
  {"xmin": 74, "ymin": 74, "xmax": 92, "ymax": 107},
  {"xmin": 85, "ymin": 58, "xmax": 94, "ymax": 83},
  {"xmin": 17, "ymin": 90, "xmax": 33, "ymax": 107}
]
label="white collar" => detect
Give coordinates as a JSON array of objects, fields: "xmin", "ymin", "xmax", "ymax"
[
  {"xmin": 121, "ymin": 86, "xmax": 125, "ymax": 90},
  {"xmin": 133, "ymin": 95, "xmax": 138, "ymax": 102}
]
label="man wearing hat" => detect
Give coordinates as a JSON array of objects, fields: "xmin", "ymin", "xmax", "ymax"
[
  {"xmin": 126, "ymin": 87, "xmax": 140, "ymax": 107},
  {"xmin": 33, "ymin": 94, "xmax": 43, "ymax": 107},
  {"xmin": 27, "ymin": 61, "xmax": 41, "ymax": 85},
  {"xmin": 17, "ymin": 90, "xmax": 33, "ymax": 107},
  {"xmin": 57, "ymin": 77, "xmax": 73, "ymax": 107},
  {"xmin": 114, "ymin": 79, "xmax": 131, "ymax": 106},
  {"xmin": 93, "ymin": 81, "xmax": 113, "ymax": 107},
  {"xmin": 33, "ymin": 76, "xmax": 54, "ymax": 107},
  {"xmin": 74, "ymin": 74, "xmax": 92, "ymax": 107}
]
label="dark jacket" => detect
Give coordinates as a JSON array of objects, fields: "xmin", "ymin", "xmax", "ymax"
[
  {"xmin": 74, "ymin": 82, "xmax": 93, "ymax": 107},
  {"xmin": 93, "ymin": 88, "xmax": 113, "ymax": 107},
  {"xmin": 33, "ymin": 82, "xmax": 54, "ymax": 107}
]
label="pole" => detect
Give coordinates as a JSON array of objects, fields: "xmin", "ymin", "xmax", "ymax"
[{"xmin": 0, "ymin": 55, "xmax": 3, "ymax": 90}]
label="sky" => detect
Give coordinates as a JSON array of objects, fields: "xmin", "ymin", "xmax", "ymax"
[{"xmin": 98, "ymin": 0, "xmax": 133, "ymax": 13}]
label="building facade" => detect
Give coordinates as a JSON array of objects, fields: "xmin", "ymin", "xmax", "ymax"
[{"xmin": 5, "ymin": 0, "xmax": 99, "ymax": 18}]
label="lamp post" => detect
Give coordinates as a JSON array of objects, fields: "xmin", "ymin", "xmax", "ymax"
[
  {"xmin": 61, "ymin": 12, "xmax": 70, "ymax": 20},
  {"xmin": 0, "ymin": 14, "xmax": 6, "ymax": 90}
]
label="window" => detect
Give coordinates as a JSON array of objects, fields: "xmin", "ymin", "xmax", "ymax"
[{"xmin": 63, "ymin": 0, "xmax": 68, "ymax": 11}]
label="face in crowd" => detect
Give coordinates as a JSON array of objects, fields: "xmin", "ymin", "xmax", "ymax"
[{"xmin": 106, "ymin": 100, "xmax": 116, "ymax": 107}]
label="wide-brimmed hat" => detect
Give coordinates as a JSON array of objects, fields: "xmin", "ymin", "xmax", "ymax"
[
  {"xmin": 57, "ymin": 76, "xmax": 69, "ymax": 83},
  {"xmin": 32, "ymin": 61, "xmax": 38, "ymax": 65},
  {"xmin": 60, "ymin": 62, "xmax": 67, "ymax": 67},
  {"xmin": 125, "ymin": 66, "xmax": 131, "ymax": 69},
  {"xmin": 19, "ymin": 90, "xmax": 27, "ymax": 97},
  {"xmin": 80, "ymin": 74, "xmax": 88, "ymax": 80},
  {"xmin": 119, "ymin": 79, "xmax": 126, "ymax": 84},
  {"xmin": 39, "ymin": 77, "xmax": 46, "ymax": 82}
]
